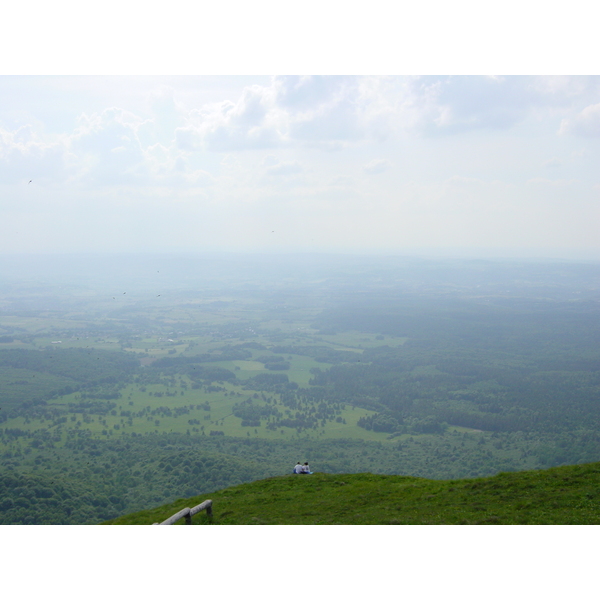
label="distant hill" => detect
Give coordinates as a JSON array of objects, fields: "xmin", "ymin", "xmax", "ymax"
[{"xmin": 104, "ymin": 461, "xmax": 600, "ymax": 525}]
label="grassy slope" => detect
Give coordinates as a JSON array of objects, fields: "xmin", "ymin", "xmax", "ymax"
[{"xmin": 105, "ymin": 461, "xmax": 600, "ymax": 525}]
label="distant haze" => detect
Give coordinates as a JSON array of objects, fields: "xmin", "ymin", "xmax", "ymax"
[{"xmin": 1, "ymin": 76, "xmax": 599, "ymax": 260}]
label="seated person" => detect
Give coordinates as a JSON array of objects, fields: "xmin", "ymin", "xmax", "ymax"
[
  {"xmin": 293, "ymin": 462, "xmax": 303, "ymax": 474},
  {"xmin": 300, "ymin": 462, "xmax": 312, "ymax": 474}
]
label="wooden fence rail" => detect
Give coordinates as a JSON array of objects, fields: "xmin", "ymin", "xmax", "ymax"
[{"xmin": 153, "ymin": 499, "xmax": 213, "ymax": 525}]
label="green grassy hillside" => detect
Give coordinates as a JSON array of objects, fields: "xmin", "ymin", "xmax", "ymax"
[{"xmin": 105, "ymin": 461, "xmax": 600, "ymax": 525}]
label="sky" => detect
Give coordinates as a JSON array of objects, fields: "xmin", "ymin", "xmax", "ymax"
[
  {"xmin": 2, "ymin": 75, "xmax": 598, "ymax": 259},
  {"xmin": 0, "ymin": 7, "xmax": 599, "ymax": 262}
]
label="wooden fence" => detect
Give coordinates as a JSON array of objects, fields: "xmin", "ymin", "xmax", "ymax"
[{"xmin": 153, "ymin": 499, "xmax": 213, "ymax": 525}]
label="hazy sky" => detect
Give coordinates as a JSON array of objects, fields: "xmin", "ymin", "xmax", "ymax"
[{"xmin": 1, "ymin": 75, "xmax": 598, "ymax": 259}]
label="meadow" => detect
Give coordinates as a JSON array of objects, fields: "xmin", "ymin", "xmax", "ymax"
[{"xmin": 106, "ymin": 461, "xmax": 600, "ymax": 525}]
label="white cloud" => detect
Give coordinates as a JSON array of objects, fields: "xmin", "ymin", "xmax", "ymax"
[
  {"xmin": 174, "ymin": 76, "xmax": 397, "ymax": 152},
  {"xmin": 265, "ymin": 160, "xmax": 303, "ymax": 176},
  {"xmin": 143, "ymin": 142, "xmax": 214, "ymax": 187},
  {"xmin": 531, "ymin": 76, "xmax": 599, "ymax": 100},
  {"xmin": 0, "ymin": 124, "xmax": 70, "ymax": 184},
  {"xmin": 402, "ymin": 75, "xmax": 588, "ymax": 136},
  {"xmin": 446, "ymin": 175, "xmax": 482, "ymax": 186},
  {"xmin": 0, "ymin": 100, "xmax": 221, "ymax": 193},
  {"xmin": 178, "ymin": 84, "xmax": 286, "ymax": 152},
  {"xmin": 559, "ymin": 103, "xmax": 600, "ymax": 137},
  {"xmin": 69, "ymin": 108, "xmax": 150, "ymax": 185},
  {"xmin": 363, "ymin": 158, "xmax": 390, "ymax": 174},
  {"xmin": 526, "ymin": 177, "xmax": 578, "ymax": 186},
  {"xmin": 544, "ymin": 158, "xmax": 562, "ymax": 169},
  {"xmin": 262, "ymin": 155, "xmax": 279, "ymax": 167}
]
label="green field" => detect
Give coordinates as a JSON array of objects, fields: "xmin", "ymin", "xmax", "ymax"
[
  {"xmin": 0, "ymin": 270, "xmax": 418, "ymax": 449},
  {"xmin": 105, "ymin": 461, "xmax": 600, "ymax": 525},
  {"xmin": 0, "ymin": 319, "xmax": 405, "ymax": 446}
]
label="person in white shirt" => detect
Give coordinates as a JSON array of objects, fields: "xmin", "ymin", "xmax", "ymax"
[
  {"xmin": 300, "ymin": 462, "xmax": 311, "ymax": 474},
  {"xmin": 293, "ymin": 462, "xmax": 303, "ymax": 474}
]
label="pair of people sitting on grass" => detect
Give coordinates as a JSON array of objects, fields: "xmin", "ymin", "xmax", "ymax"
[{"xmin": 293, "ymin": 462, "xmax": 312, "ymax": 474}]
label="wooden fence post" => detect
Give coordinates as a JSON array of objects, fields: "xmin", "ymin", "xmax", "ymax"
[{"xmin": 154, "ymin": 499, "xmax": 213, "ymax": 525}]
